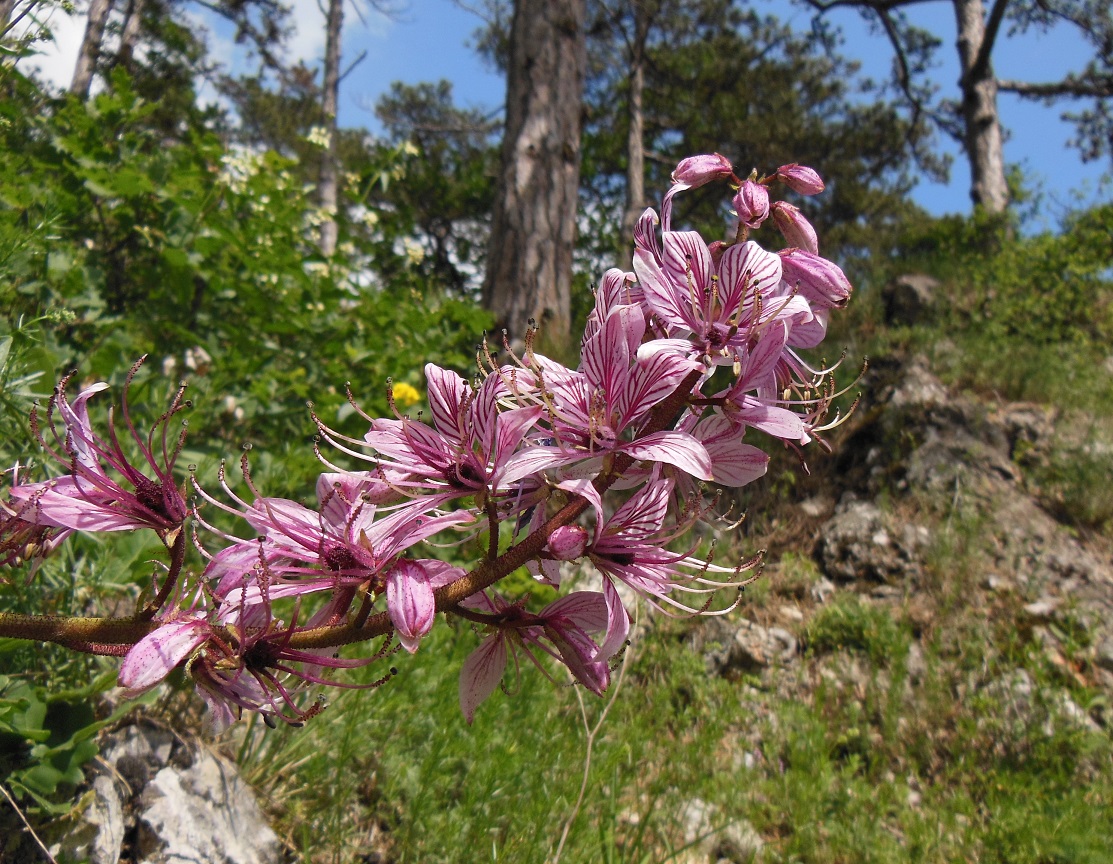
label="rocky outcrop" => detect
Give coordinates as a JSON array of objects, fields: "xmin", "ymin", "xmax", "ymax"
[{"xmin": 47, "ymin": 723, "xmax": 283, "ymax": 864}]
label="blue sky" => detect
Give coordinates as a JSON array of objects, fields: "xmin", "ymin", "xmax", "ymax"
[{"xmin": 29, "ymin": 0, "xmax": 1111, "ymax": 220}]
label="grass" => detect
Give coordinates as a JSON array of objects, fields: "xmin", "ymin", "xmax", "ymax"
[{"xmin": 221, "ymin": 566, "xmax": 1111, "ymax": 864}]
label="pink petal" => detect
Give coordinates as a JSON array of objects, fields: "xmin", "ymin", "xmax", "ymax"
[
  {"xmin": 459, "ymin": 635, "xmax": 508, "ymax": 724},
  {"xmin": 719, "ymin": 241, "xmax": 782, "ymax": 313},
  {"xmin": 118, "ymin": 620, "xmax": 210, "ymax": 697},
  {"xmin": 662, "ymin": 232, "xmax": 713, "ymax": 302},
  {"xmin": 618, "ymin": 350, "xmax": 699, "ymax": 429},
  {"xmin": 607, "ymin": 479, "xmax": 671, "ymax": 540},
  {"xmin": 425, "ymin": 364, "xmax": 468, "ymax": 445},
  {"xmin": 11, "ymin": 484, "xmax": 147, "ymax": 532},
  {"xmin": 596, "ymin": 580, "xmax": 631, "ymax": 660},
  {"xmin": 386, "ymin": 560, "xmax": 436, "ymax": 653},
  {"xmin": 708, "ymin": 442, "xmax": 769, "ymax": 487},
  {"xmin": 633, "ymin": 248, "xmax": 690, "ymax": 333},
  {"xmin": 732, "ymin": 396, "xmax": 807, "ymax": 442},
  {"xmin": 620, "ymin": 432, "xmax": 713, "ymax": 481},
  {"xmin": 501, "ymin": 445, "xmax": 582, "ymax": 486}
]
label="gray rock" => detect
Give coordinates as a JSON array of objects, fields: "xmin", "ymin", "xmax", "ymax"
[
  {"xmin": 702, "ymin": 620, "xmax": 797, "ymax": 675},
  {"xmin": 136, "ymin": 748, "xmax": 282, "ymax": 864},
  {"xmin": 815, "ymin": 501, "xmax": 924, "ymax": 585},
  {"xmin": 1094, "ymin": 637, "xmax": 1113, "ymax": 673},
  {"xmin": 49, "ymin": 775, "xmax": 126, "ymax": 864},
  {"xmin": 810, "ymin": 577, "xmax": 836, "ymax": 604},
  {"xmin": 882, "ymin": 274, "xmax": 939, "ymax": 325},
  {"xmin": 52, "ymin": 724, "xmax": 283, "ymax": 864},
  {"xmin": 676, "ymin": 798, "xmax": 763, "ymax": 863}
]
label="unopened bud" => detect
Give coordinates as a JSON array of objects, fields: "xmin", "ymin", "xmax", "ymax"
[
  {"xmin": 732, "ymin": 180, "xmax": 769, "ymax": 229},
  {"xmin": 771, "ymin": 201, "xmax": 818, "ymax": 254},
  {"xmin": 776, "ymin": 163, "xmax": 825, "ymax": 195},
  {"xmin": 671, "ymin": 153, "xmax": 733, "ymax": 188},
  {"xmin": 779, "ymin": 248, "xmax": 852, "ymax": 308},
  {"xmin": 548, "ymin": 525, "xmax": 588, "ymax": 561}
]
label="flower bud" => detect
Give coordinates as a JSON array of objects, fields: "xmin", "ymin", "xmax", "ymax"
[
  {"xmin": 706, "ymin": 240, "xmax": 727, "ymax": 268},
  {"xmin": 671, "ymin": 153, "xmax": 733, "ymax": 188},
  {"xmin": 779, "ymin": 248, "xmax": 852, "ymax": 308},
  {"xmin": 732, "ymin": 180, "xmax": 769, "ymax": 229},
  {"xmin": 771, "ymin": 201, "xmax": 818, "ymax": 254},
  {"xmin": 548, "ymin": 525, "xmax": 589, "ymax": 561},
  {"xmin": 776, "ymin": 163, "xmax": 825, "ymax": 195}
]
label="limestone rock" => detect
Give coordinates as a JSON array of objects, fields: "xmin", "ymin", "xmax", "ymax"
[{"xmin": 49, "ymin": 723, "xmax": 283, "ymax": 864}]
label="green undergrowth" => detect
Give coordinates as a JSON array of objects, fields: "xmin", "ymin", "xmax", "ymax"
[{"xmin": 228, "ymin": 577, "xmax": 1112, "ymax": 863}]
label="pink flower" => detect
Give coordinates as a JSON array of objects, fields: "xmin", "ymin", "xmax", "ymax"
[
  {"xmin": 776, "ymin": 163, "xmax": 825, "ymax": 195},
  {"xmin": 362, "ymin": 366, "xmax": 542, "ymax": 496},
  {"xmin": 771, "ymin": 201, "xmax": 819, "ymax": 254},
  {"xmin": 499, "ymin": 305, "xmax": 711, "ymax": 485},
  {"xmin": 386, "ymin": 558, "xmax": 464, "ymax": 653},
  {"xmin": 8, "ymin": 369, "xmax": 187, "ymax": 538},
  {"xmin": 458, "ymin": 591, "xmax": 620, "ymax": 723},
  {"xmin": 779, "ymin": 248, "xmax": 853, "ymax": 309},
  {"xmin": 733, "ymin": 180, "xmax": 770, "ymax": 229},
  {"xmin": 632, "ymin": 232, "xmax": 785, "ymax": 357},
  {"xmin": 671, "ymin": 153, "xmax": 733, "ymax": 188}
]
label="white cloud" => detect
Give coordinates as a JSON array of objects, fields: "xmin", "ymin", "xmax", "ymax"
[
  {"xmin": 282, "ymin": 0, "xmax": 395, "ymax": 69},
  {"xmin": 13, "ymin": 0, "xmax": 398, "ymax": 101},
  {"xmin": 17, "ymin": 3, "xmax": 85, "ymax": 92}
]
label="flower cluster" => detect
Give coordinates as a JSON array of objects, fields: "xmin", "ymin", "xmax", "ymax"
[{"xmin": 1, "ymin": 156, "xmax": 852, "ymax": 730}]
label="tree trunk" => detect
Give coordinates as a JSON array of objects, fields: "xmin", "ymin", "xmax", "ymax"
[
  {"xmin": 0, "ymin": 0, "xmax": 16, "ymax": 32},
  {"xmin": 621, "ymin": 1, "xmax": 649, "ymax": 240},
  {"xmin": 953, "ymin": 0, "xmax": 1009, "ymax": 213},
  {"xmin": 116, "ymin": 0, "xmax": 146, "ymax": 72},
  {"xmin": 318, "ymin": 0, "xmax": 343, "ymax": 256},
  {"xmin": 71, "ymin": 0, "xmax": 115, "ymax": 99},
  {"xmin": 482, "ymin": 0, "xmax": 587, "ymax": 347}
]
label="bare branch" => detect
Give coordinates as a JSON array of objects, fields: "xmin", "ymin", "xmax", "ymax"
[
  {"xmin": 801, "ymin": 0, "xmax": 944, "ymax": 12},
  {"xmin": 338, "ymin": 48, "xmax": 368, "ymax": 83},
  {"xmin": 998, "ymin": 75, "xmax": 1113, "ymax": 98}
]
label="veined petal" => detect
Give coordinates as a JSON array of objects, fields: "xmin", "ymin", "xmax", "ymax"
[
  {"xmin": 119, "ymin": 619, "xmax": 210, "ymax": 697},
  {"xmin": 596, "ymin": 579, "xmax": 631, "ymax": 661},
  {"xmin": 618, "ymin": 349, "xmax": 700, "ymax": 430},
  {"xmin": 244, "ymin": 497, "xmax": 321, "ymax": 548},
  {"xmin": 719, "ymin": 241, "xmax": 782, "ymax": 314},
  {"xmin": 632, "ymin": 208, "xmax": 662, "ymax": 262},
  {"xmin": 787, "ymin": 307, "xmax": 829, "ymax": 349},
  {"xmin": 707, "ymin": 441, "xmax": 769, "ymax": 487},
  {"xmin": 425, "ymin": 364, "xmax": 468, "ymax": 446},
  {"xmin": 620, "ymin": 431, "xmax": 713, "ymax": 481},
  {"xmin": 459, "ymin": 634, "xmax": 508, "ymax": 724},
  {"xmin": 59, "ymin": 382, "xmax": 111, "ymax": 472},
  {"xmin": 490, "ymin": 406, "xmax": 544, "ymax": 486},
  {"xmin": 633, "ymin": 248, "xmax": 691, "ymax": 333},
  {"xmin": 501, "ymin": 445, "xmax": 583, "ymax": 486},
  {"xmin": 472, "ymin": 373, "xmax": 501, "ymax": 460},
  {"xmin": 731, "ymin": 395, "xmax": 807, "ymax": 442},
  {"xmin": 582, "ymin": 305, "xmax": 640, "ymax": 405},
  {"xmin": 662, "ymin": 232, "xmax": 714, "ymax": 305},
  {"xmin": 555, "ymin": 477, "xmax": 604, "ymax": 529},
  {"xmin": 737, "ymin": 320, "xmax": 789, "ymax": 390},
  {"xmin": 386, "ymin": 560, "xmax": 436, "ymax": 654},
  {"xmin": 542, "ymin": 590, "xmax": 609, "ymax": 632},
  {"xmin": 11, "ymin": 483, "xmax": 160, "ymax": 532},
  {"xmin": 606, "ymin": 478, "xmax": 672, "ymax": 540}
]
